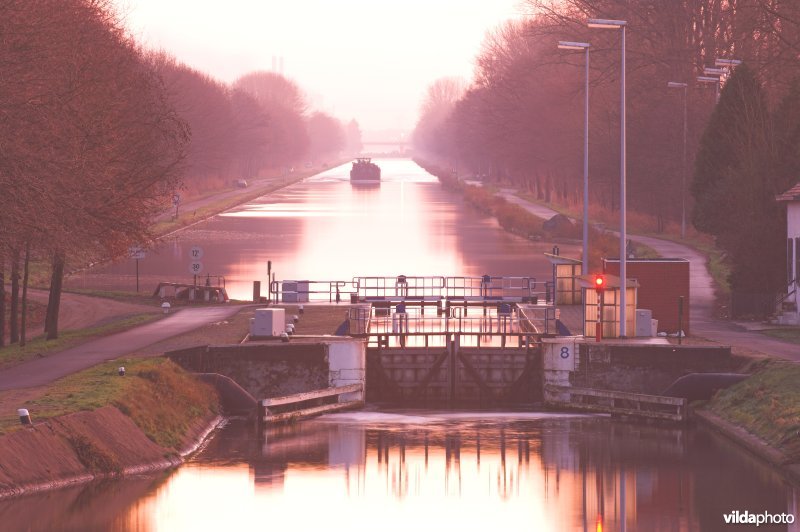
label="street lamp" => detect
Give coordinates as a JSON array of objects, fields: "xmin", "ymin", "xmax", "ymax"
[
  {"xmin": 697, "ymin": 75, "xmax": 722, "ymax": 102},
  {"xmin": 588, "ymin": 18, "xmax": 628, "ymax": 337},
  {"xmin": 667, "ymin": 82, "xmax": 688, "ymax": 239},
  {"xmin": 715, "ymin": 58, "xmax": 742, "ymax": 67},
  {"xmin": 558, "ymin": 40, "xmax": 591, "ymax": 275}
]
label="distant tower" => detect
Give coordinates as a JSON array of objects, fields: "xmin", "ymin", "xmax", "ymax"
[
  {"xmin": 279, "ymin": 56, "xmax": 284, "ymax": 75},
  {"xmin": 272, "ymin": 56, "xmax": 277, "ymax": 71}
]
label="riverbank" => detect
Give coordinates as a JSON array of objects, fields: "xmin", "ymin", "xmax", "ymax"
[
  {"xmin": 694, "ymin": 360, "xmax": 800, "ymax": 484},
  {"xmin": 0, "ymin": 358, "xmax": 220, "ymax": 499}
]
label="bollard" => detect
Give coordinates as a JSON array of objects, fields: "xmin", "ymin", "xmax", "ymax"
[
  {"xmin": 161, "ymin": 301, "xmax": 171, "ymax": 314},
  {"xmin": 280, "ymin": 332, "xmax": 290, "ymax": 342},
  {"xmin": 18, "ymin": 409, "xmax": 32, "ymax": 425},
  {"xmin": 293, "ymin": 314, "xmax": 299, "ymax": 324},
  {"xmin": 299, "ymin": 305, "xmax": 304, "ymax": 315},
  {"xmin": 118, "ymin": 366, "xmax": 126, "ymax": 376}
]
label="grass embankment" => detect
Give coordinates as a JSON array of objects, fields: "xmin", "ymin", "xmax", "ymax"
[
  {"xmin": 419, "ymin": 161, "xmax": 656, "ymax": 270},
  {"xmin": 152, "ymin": 162, "xmax": 346, "ymax": 238},
  {"xmin": 0, "ymin": 357, "xmax": 219, "ymax": 448},
  {"xmin": 0, "ymin": 313, "xmax": 161, "ymax": 370},
  {"xmin": 0, "ymin": 303, "xmax": 344, "ymax": 436},
  {"xmin": 704, "ymin": 360, "xmax": 800, "ymax": 461}
]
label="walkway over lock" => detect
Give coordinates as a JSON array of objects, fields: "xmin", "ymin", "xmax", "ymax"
[{"xmin": 270, "ymin": 275, "xmax": 554, "ymax": 306}]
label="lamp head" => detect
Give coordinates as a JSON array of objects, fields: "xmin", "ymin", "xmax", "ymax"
[
  {"xmin": 588, "ymin": 18, "xmax": 627, "ymax": 29},
  {"xmin": 558, "ymin": 41, "xmax": 591, "ymax": 50}
]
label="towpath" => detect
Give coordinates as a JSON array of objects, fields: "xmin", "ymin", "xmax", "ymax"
[
  {"xmin": 0, "ymin": 305, "xmax": 244, "ymax": 391},
  {"xmin": 499, "ymin": 190, "xmax": 800, "ymax": 361}
]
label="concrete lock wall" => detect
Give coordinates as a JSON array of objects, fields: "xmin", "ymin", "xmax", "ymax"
[
  {"xmin": 328, "ymin": 341, "xmax": 366, "ymax": 402},
  {"xmin": 570, "ymin": 343, "xmax": 736, "ymax": 395},
  {"xmin": 167, "ymin": 341, "xmax": 365, "ymax": 401}
]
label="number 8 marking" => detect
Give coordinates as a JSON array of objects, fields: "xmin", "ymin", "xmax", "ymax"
[{"xmin": 560, "ymin": 346, "xmax": 570, "ymax": 359}]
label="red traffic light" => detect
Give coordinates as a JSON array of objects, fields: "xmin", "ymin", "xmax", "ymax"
[{"xmin": 594, "ymin": 275, "xmax": 606, "ymax": 292}]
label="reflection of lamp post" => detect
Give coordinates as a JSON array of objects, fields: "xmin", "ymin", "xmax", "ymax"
[
  {"xmin": 667, "ymin": 81, "xmax": 688, "ymax": 239},
  {"xmin": 557, "ymin": 40, "xmax": 591, "ymax": 274},
  {"xmin": 588, "ymin": 18, "xmax": 628, "ymax": 337}
]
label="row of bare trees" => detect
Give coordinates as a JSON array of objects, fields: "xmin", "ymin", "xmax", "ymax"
[
  {"xmin": 414, "ymin": 0, "xmax": 800, "ymax": 231},
  {"xmin": 149, "ymin": 59, "xmax": 354, "ymax": 195},
  {"xmin": 1, "ymin": 0, "xmax": 188, "ymax": 345},
  {"xmin": 1, "ymin": 1, "xmax": 357, "ymax": 347}
]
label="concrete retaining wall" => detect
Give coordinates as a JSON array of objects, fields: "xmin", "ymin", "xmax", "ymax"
[
  {"xmin": 571, "ymin": 343, "xmax": 737, "ymax": 394},
  {"xmin": 167, "ymin": 340, "xmax": 365, "ymax": 402}
]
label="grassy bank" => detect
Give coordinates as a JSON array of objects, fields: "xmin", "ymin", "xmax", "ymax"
[
  {"xmin": 0, "ymin": 313, "xmax": 161, "ymax": 370},
  {"xmin": 0, "ymin": 303, "xmax": 346, "ymax": 436},
  {"xmin": 703, "ymin": 361, "xmax": 800, "ymax": 461},
  {"xmin": 0, "ymin": 357, "xmax": 219, "ymax": 447},
  {"xmin": 419, "ymin": 161, "xmax": 656, "ymax": 270}
]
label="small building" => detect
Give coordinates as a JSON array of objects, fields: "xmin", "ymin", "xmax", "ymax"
[
  {"xmin": 579, "ymin": 274, "xmax": 638, "ymax": 339},
  {"xmin": 544, "ymin": 253, "xmax": 582, "ymax": 305},
  {"xmin": 603, "ymin": 258, "xmax": 690, "ymax": 335},
  {"xmin": 776, "ymin": 182, "xmax": 800, "ymax": 325}
]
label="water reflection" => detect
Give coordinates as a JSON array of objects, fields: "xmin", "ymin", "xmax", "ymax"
[
  {"xmin": 67, "ymin": 159, "xmax": 578, "ymax": 300},
  {"xmin": 1, "ymin": 413, "xmax": 797, "ymax": 531}
]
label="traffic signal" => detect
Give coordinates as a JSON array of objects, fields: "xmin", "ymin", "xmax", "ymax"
[{"xmin": 594, "ymin": 275, "xmax": 606, "ymax": 293}]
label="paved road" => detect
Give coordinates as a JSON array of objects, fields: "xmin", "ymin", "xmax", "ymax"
[
  {"xmin": 499, "ymin": 191, "xmax": 800, "ymax": 361},
  {"xmin": 0, "ymin": 306, "xmax": 243, "ymax": 391}
]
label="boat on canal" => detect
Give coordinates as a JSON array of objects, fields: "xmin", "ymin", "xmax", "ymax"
[{"xmin": 350, "ymin": 157, "xmax": 381, "ymax": 182}]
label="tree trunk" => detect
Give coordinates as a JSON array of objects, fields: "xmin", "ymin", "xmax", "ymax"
[
  {"xmin": 10, "ymin": 248, "xmax": 20, "ymax": 344},
  {"xmin": 20, "ymin": 242, "xmax": 31, "ymax": 347},
  {"xmin": 45, "ymin": 252, "xmax": 66, "ymax": 341}
]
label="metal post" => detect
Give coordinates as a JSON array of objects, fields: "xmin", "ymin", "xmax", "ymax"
[
  {"xmin": 681, "ymin": 85, "xmax": 688, "ymax": 239},
  {"xmin": 583, "ymin": 46, "xmax": 590, "ymax": 274},
  {"xmin": 619, "ymin": 24, "xmax": 627, "ymax": 338},
  {"xmin": 678, "ymin": 296, "xmax": 684, "ymax": 345},
  {"xmin": 135, "ymin": 258, "xmax": 139, "ymax": 293}
]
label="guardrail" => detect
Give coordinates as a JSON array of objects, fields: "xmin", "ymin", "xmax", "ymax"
[
  {"xmin": 270, "ymin": 275, "xmax": 553, "ymax": 304},
  {"xmin": 348, "ymin": 303, "xmax": 555, "ymax": 347},
  {"xmin": 270, "ymin": 279, "xmax": 358, "ymax": 303}
]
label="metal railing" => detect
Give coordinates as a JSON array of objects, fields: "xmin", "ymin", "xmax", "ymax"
[
  {"xmin": 269, "ymin": 275, "xmax": 555, "ymax": 306},
  {"xmin": 354, "ymin": 276, "xmax": 446, "ymax": 300},
  {"xmin": 271, "ymin": 279, "xmax": 358, "ymax": 303},
  {"xmin": 348, "ymin": 303, "xmax": 555, "ymax": 347}
]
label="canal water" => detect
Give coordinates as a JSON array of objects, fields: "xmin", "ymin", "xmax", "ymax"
[
  {"xmin": 68, "ymin": 159, "xmax": 574, "ymax": 300},
  {"xmin": 46, "ymin": 159, "xmax": 799, "ymax": 530},
  {"xmin": 1, "ymin": 413, "xmax": 797, "ymax": 531}
]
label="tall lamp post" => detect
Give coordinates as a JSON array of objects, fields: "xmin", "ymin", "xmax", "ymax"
[
  {"xmin": 667, "ymin": 81, "xmax": 688, "ymax": 239},
  {"xmin": 697, "ymin": 75, "xmax": 722, "ymax": 102},
  {"xmin": 588, "ymin": 18, "xmax": 628, "ymax": 337},
  {"xmin": 558, "ymin": 40, "xmax": 591, "ymax": 275}
]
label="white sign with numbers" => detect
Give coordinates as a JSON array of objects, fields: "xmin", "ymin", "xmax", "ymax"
[
  {"xmin": 189, "ymin": 261, "xmax": 204, "ymax": 275},
  {"xmin": 189, "ymin": 246, "xmax": 204, "ymax": 260},
  {"xmin": 543, "ymin": 339, "xmax": 577, "ymax": 371}
]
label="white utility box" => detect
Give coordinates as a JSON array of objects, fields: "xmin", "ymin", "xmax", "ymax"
[
  {"xmin": 635, "ymin": 309, "xmax": 653, "ymax": 337},
  {"xmin": 281, "ymin": 281, "xmax": 310, "ymax": 303},
  {"xmin": 250, "ymin": 308, "xmax": 285, "ymax": 337}
]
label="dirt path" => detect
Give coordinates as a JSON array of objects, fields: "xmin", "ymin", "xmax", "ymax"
[{"xmin": 23, "ymin": 289, "xmax": 159, "ymax": 340}]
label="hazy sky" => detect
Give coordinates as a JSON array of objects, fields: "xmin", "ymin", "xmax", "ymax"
[{"xmin": 116, "ymin": 0, "xmax": 525, "ymax": 136}]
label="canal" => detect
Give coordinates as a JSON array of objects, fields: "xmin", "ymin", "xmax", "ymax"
[
  {"xmin": 46, "ymin": 159, "xmax": 798, "ymax": 530},
  {"xmin": 68, "ymin": 159, "xmax": 574, "ymax": 300}
]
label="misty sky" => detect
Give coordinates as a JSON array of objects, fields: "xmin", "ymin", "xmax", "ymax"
[{"xmin": 116, "ymin": 0, "xmax": 524, "ymax": 136}]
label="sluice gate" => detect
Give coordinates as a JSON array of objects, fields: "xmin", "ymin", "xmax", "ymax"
[{"xmin": 335, "ymin": 276, "xmax": 556, "ymax": 406}]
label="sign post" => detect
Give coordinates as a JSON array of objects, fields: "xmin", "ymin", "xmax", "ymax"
[
  {"xmin": 129, "ymin": 247, "xmax": 146, "ymax": 292},
  {"xmin": 189, "ymin": 245, "xmax": 204, "ymax": 289}
]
